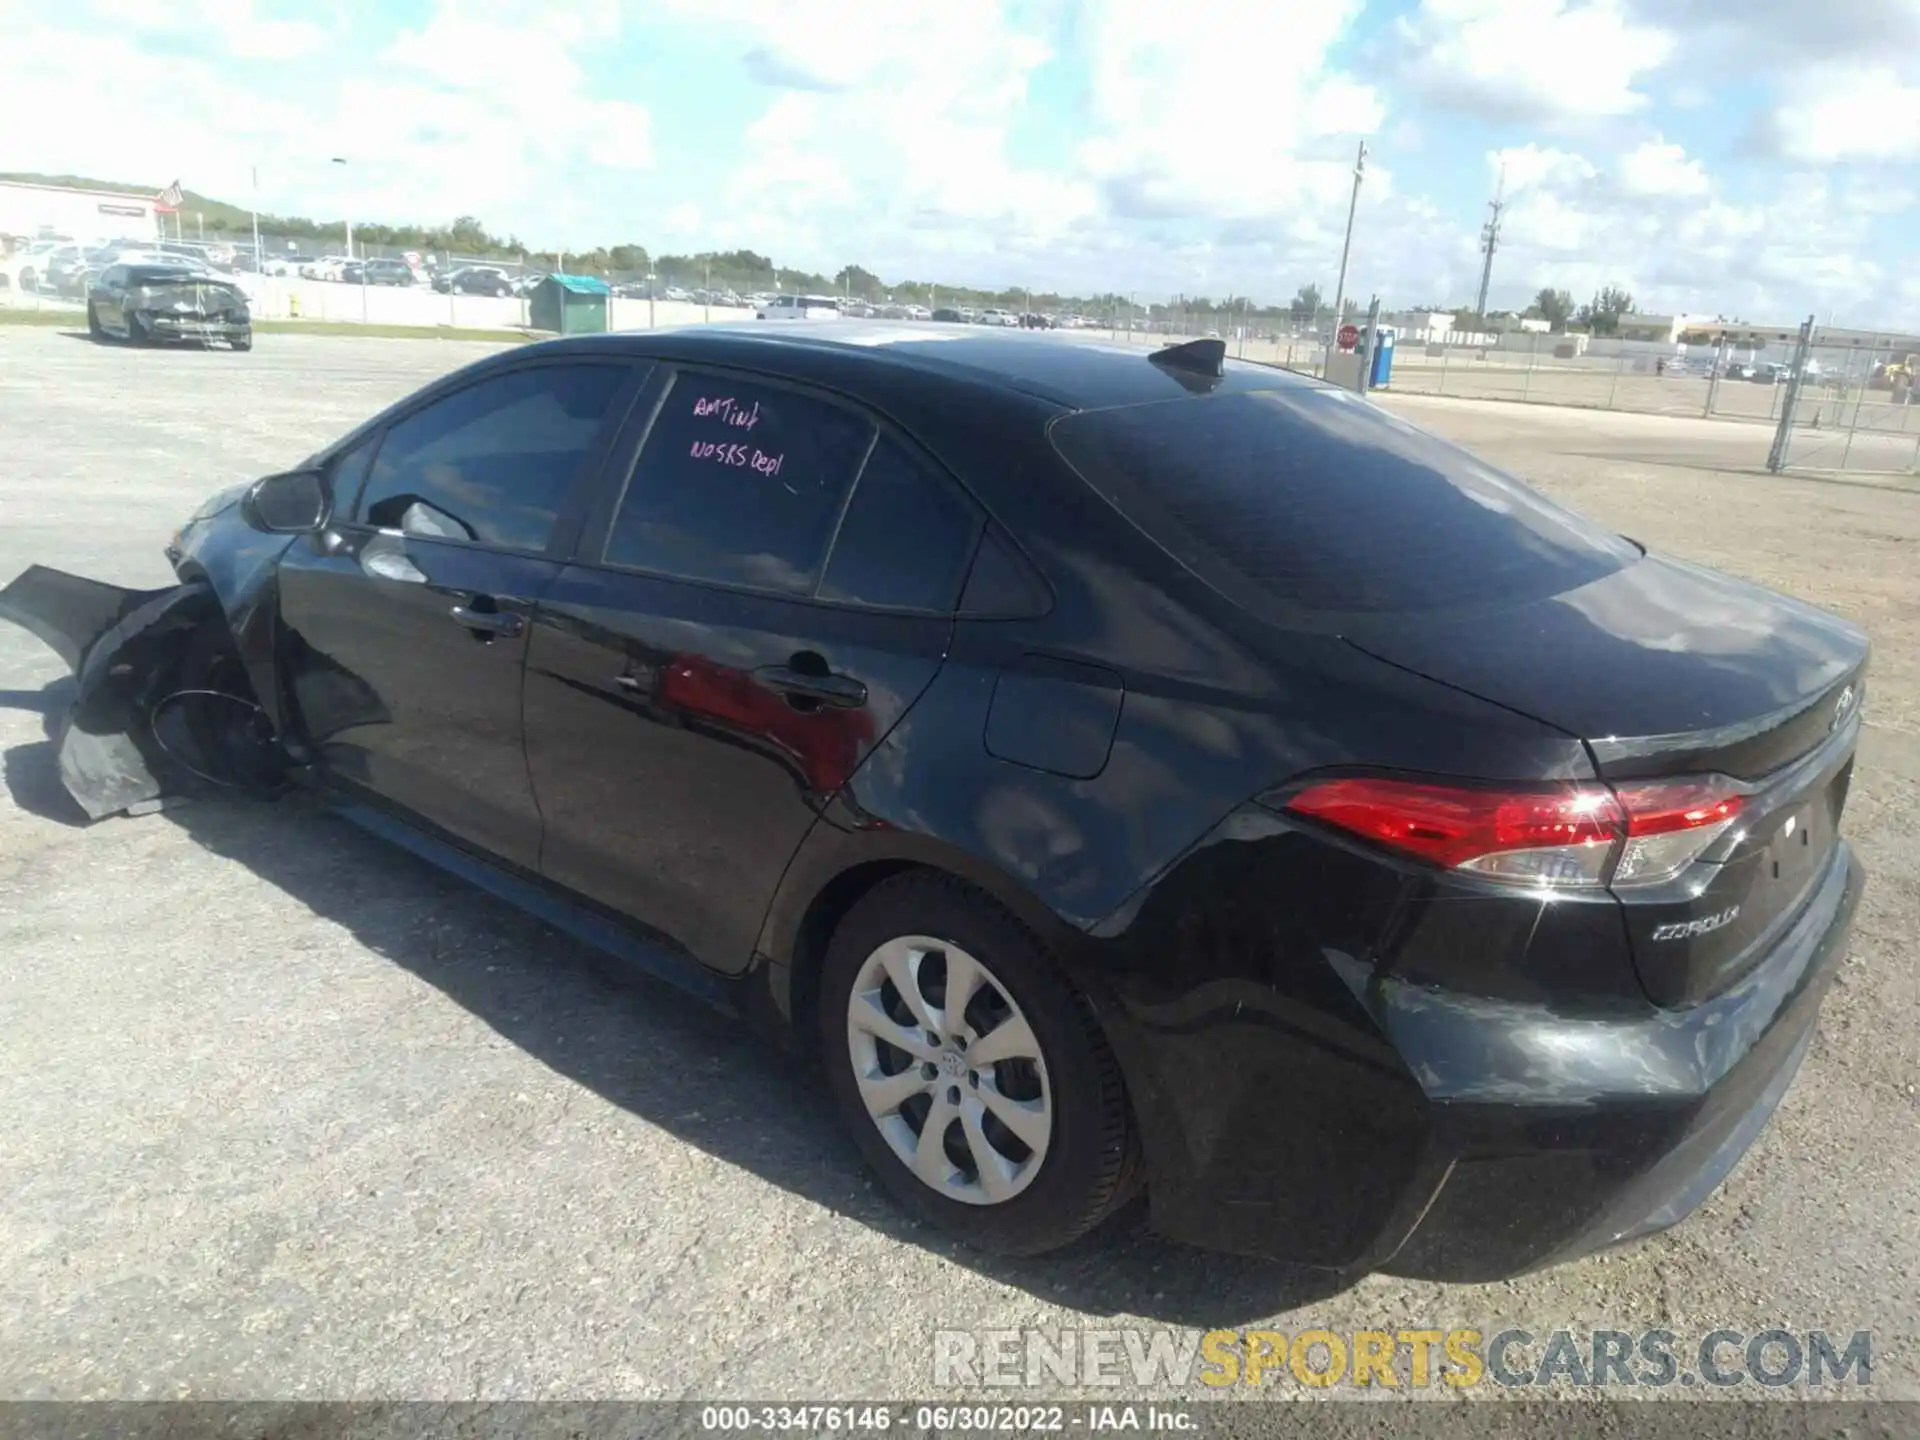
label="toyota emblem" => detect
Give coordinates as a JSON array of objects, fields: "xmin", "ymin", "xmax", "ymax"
[{"xmin": 1832, "ymin": 684, "xmax": 1856, "ymax": 729}]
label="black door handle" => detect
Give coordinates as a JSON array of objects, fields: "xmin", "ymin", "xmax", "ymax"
[
  {"xmin": 449, "ymin": 604, "xmax": 524, "ymax": 637},
  {"xmin": 754, "ymin": 664, "xmax": 868, "ymax": 709}
]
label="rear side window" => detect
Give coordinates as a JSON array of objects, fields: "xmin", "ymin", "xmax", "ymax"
[
  {"xmin": 355, "ymin": 364, "xmax": 627, "ymax": 550},
  {"xmin": 604, "ymin": 373, "xmax": 874, "ymax": 594},
  {"xmin": 1049, "ymin": 388, "xmax": 1636, "ymax": 619},
  {"xmin": 820, "ymin": 439, "xmax": 982, "ymax": 611}
]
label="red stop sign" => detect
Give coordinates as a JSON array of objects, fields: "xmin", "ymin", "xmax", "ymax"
[{"xmin": 1337, "ymin": 323, "xmax": 1360, "ymax": 351}]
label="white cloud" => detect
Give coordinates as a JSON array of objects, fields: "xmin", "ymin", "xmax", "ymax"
[
  {"xmin": 1395, "ymin": 0, "xmax": 1674, "ymax": 123},
  {"xmin": 1467, "ymin": 145, "xmax": 1891, "ymax": 326},
  {"xmin": 1769, "ymin": 67, "xmax": 1920, "ymax": 163},
  {"xmin": 1077, "ymin": 0, "xmax": 1381, "ymax": 223},
  {"xmin": 646, "ymin": 0, "xmax": 1097, "ymax": 279},
  {"xmin": 1494, "ymin": 144, "xmax": 1600, "ymax": 194},
  {"xmin": 1617, "ymin": 138, "xmax": 1709, "ymax": 197},
  {"xmin": 0, "ymin": 0, "xmax": 1912, "ymax": 327},
  {"xmin": 88, "ymin": 0, "xmax": 328, "ymax": 60}
]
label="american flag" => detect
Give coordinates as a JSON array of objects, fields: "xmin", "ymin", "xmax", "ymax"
[{"xmin": 156, "ymin": 180, "xmax": 184, "ymax": 209}]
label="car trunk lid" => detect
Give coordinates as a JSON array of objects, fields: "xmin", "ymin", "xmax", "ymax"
[{"xmin": 1345, "ymin": 555, "xmax": 1869, "ymax": 1006}]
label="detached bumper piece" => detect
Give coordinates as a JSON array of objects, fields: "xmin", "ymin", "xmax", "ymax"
[{"xmin": 0, "ymin": 566, "xmax": 284, "ymax": 819}]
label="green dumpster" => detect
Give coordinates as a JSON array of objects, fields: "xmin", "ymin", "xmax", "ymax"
[{"xmin": 530, "ymin": 273, "xmax": 611, "ymax": 335}]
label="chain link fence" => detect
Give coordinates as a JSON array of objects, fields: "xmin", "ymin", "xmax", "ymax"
[{"xmin": 1763, "ymin": 320, "xmax": 1920, "ymax": 476}]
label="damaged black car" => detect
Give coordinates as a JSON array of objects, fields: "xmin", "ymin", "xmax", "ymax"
[
  {"xmin": 0, "ymin": 328, "xmax": 1868, "ymax": 1281},
  {"xmin": 87, "ymin": 262, "xmax": 253, "ymax": 349}
]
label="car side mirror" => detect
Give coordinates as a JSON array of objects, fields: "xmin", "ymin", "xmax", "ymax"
[{"xmin": 242, "ymin": 469, "xmax": 332, "ymax": 534}]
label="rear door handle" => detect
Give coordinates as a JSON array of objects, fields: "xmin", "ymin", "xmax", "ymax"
[
  {"xmin": 449, "ymin": 604, "xmax": 524, "ymax": 637},
  {"xmin": 754, "ymin": 664, "xmax": 868, "ymax": 709}
]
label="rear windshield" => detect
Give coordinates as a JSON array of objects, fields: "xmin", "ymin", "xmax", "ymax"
[{"xmin": 1049, "ymin": 388, "xmax": 1636, "ymax": 620}]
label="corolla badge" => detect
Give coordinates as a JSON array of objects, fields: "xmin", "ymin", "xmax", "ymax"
[
  {"xmin": 1832, "ymin": 684, "xmax": 1856, "ymax": 730},
  {"xmin": 1651, "ymin": 907, "xmax": 1740, "ymax": 942}
]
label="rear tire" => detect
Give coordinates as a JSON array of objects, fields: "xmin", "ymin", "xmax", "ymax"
[
  {"xmin": 87, "ymin": 304, "xmax": 105, "ymax": 341},
  {"xmin": 818, "ymin": 871, "xmax": 1139, "ymax": 1255}
]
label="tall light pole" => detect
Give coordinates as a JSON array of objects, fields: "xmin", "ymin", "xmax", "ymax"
[
  {"xmin": 330, "ymin": 157, "xmax": 352, "ymax": 259},
  {"xmin": 1327, "ymin": 140, "xmax": 1368, "ymax": 362},
  {"xmin": 1475, "ymin": 163, "xmax": 1506, "ymax": 323},
  {"xmin": 249, "ymin": 165, "xmax": 262, "ymax": 272}
]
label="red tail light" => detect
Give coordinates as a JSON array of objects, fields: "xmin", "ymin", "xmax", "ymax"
[{"xmin": 1283, "ymin": 775, "xmax": 1744, "ymax": 891}]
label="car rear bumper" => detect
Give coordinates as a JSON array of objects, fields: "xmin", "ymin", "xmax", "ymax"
[{"xmin": 1102, "ymin": 834, "xmax": 1862, "ymax": 1281}]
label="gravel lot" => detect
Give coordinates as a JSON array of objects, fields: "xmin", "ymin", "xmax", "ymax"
[{"xmin": 1, "ymin": 327, "xmax": 1916, "ymax": 1404}]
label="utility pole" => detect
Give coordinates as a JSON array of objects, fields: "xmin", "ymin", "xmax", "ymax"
[
  {"xmin": 330, "ymin": 157, "xmax": 352, "ymax": 259},
  {"xmin": 1327, "ymin": 140, "xmax": 1368, "ymax": 365},
  {"xmin": 1475, "ymin": 163, "xmax": 1506, "ymax": 322}
]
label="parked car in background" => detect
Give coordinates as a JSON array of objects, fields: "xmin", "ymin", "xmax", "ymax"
[
  {"xmin": 930, "ymin": 307, "xmax": 964, "ymax": 323},
  {"xmin": 85, "ymin": 261, "xmax": 250, "ymax": 349},
  {"xmin": 59, "ymin": 244, "xmax": 173, "ymax": 298},
  {"xmin": 756, "ymin": 294, "xmax": 841, "ymax": 320},
  {"xmin": 1, "ymin": 239, "xmax": 68, "ymax": 292},
  {"xmin": 437, "ymin": 265, "xmax": 514, "ymax": 297},
  {"xmin": 354, "ymin": 258, "xmax": 417, "ymax": 287},
  {"xmin": 42, "ymin": 245, "xmax": 100, "ymax": 296},
  {"xmin": 263, "ymin": 254, "xmax": 313, "ymax": 277}
]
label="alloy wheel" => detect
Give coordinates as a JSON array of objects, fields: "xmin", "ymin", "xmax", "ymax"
[{"xmin": 844, "ymin": 935, "xmax": 1052, "ymax": 1206}]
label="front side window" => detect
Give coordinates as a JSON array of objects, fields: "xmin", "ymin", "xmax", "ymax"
[
  {"xmin": 604, "ymin": 373, "xmax": 873, "ymax": 594},
  {"xmin": 354, "ymin": 364, "xmax": 628, "ymax": 551}
]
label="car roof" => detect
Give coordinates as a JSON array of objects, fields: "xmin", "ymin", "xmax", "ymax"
[{"xmin": 539, "ymin": 322, "xmax": 1326, "ymax": 410}]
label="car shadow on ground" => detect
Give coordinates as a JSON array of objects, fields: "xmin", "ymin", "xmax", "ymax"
[
  {"xmin": 0, "ymin": 687, "xmax": 1350, "ymax": 1328},
  {"xmin": 0, "ymin": 680, "xmax": 91, "ymax": 826}
]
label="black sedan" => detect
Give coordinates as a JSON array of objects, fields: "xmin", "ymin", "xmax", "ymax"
[
  {"xmin": 433, "ymin": 265, "xmax": 514, "ymax": 297},
  {"xmin": 87, "ymin": 262, "xmax": 251, "ymax": 349},
  {"xmin": 342, "ymin": 257, "xmax": 418, "ymax": 287},
  {"xmin": 0, "ymin": 327, "xmax": 1866, "ymax": 1279}
]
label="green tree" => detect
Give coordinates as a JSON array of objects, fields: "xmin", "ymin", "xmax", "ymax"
[
  {"xmin": 1528, "ymin": 287, "xmax": 1577, "ymax": 332},
  {"xmin": 1574, "ymin": 287, "xmax": 1633, "ymax": 336},
  {"xmin": 1289, "ymin": 284, "xmax": 1323, "ymax": 323},
  {"xmin": 835, "ymin": 264, "xmax": 882, "ymax": 298}
]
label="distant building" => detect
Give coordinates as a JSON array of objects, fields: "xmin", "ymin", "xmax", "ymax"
[
  {"xmin": 0, "ymin": 179, "xmax": 160, "ymax": 245},
  {"xmin": 1617, "ymin": 313, "xmax": 1920, "ymax": 352}
]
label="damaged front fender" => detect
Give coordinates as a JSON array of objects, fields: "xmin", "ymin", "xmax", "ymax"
[
  {"xmin": 0, "ymin": 566, "xmax": 176, "ymax": 675},
  {"xmin": 0, "ymin": 566, "xmax": 288, "ymax": 819}
]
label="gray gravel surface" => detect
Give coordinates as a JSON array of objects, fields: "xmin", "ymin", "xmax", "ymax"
[{"xmin": 0, "ymin": 328, "xmax": 1914, "ymax": 1404}]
